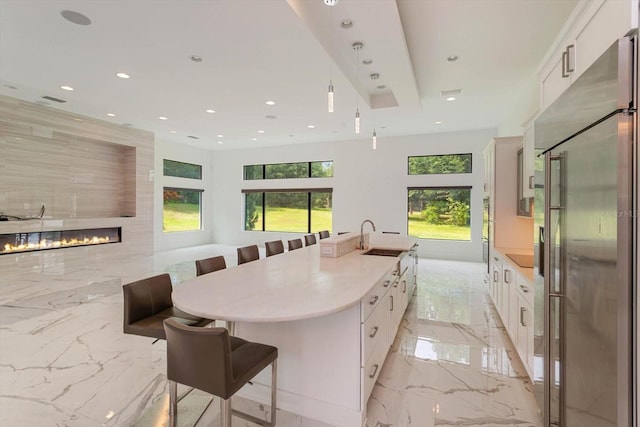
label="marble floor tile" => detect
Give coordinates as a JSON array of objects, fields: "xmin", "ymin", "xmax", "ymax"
[{"xmin": 0, "ymin": 247, "xmax": 541, "ymax": 427}]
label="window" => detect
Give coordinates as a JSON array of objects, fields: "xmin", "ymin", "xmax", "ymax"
[
  {"xmin": 244, "ymin": 161, "xmax": 333, "ymax": 180},
  {"xmin": 243, "ymin": 189, "xmax": 332, "ymax": 233},
  {"xmin": 163, "ymin": 159, "xmax": 202, "ymax": 179},
  {"xmin": 408, "ymin": 187, "xmax": 471, "ymax": 240},
  {"xmin": 163, "ymin": 188, "xmax": 203, "ymax": 232},
  {"xmin": 408, "ymin": 154, "xmax": 472, "ymax": 175}
]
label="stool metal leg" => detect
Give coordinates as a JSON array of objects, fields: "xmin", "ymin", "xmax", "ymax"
[
  {"xmin": 220, "ymin": 397, "xmax": 232, "ymax": 427},
  {"xmin": 271, "ymin": 359, "xmax": 277, "ymax": 426},
  {"xmin": 169, "ymin": 380, "xmax": 178, "ymax": 426}
]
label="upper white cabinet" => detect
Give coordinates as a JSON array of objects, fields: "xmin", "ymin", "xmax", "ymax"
[{"xmin": 540, "ymin": 0, "xmax": 638, "ymax": 110}]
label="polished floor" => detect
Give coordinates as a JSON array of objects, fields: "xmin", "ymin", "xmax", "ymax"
[{"xmin": 0, "ymin": 244, "xmax": 542, "ymax": 427}]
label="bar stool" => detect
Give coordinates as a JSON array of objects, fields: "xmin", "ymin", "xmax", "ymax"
[
  {"xmin": 265, "ymin": 240, "xmax": 284, "ymax": 257},
  {"xmin": 319, "ymin": 230, "xmax": 330, "ymax": 239},
  {"xmin": 237, "ymin": 244, "xmax": 259, "ymax": 265},
  {"xmin": 164, "ymin": 319, "xmax": 278, "ymax": 427},
  {"xmin": 304, "ymin": 234, "xmax": 317, "ymax": 246},
  {"xmin": 288, "ymin": 238, "xmax": 303, "ymax": 251},
  {"xmin": 122, "ymin": 274, "xmax": 212, "ymax": 342},
  {"xmin": 195, "ymin": 255, "xmax": 227, "ymax": 276}
]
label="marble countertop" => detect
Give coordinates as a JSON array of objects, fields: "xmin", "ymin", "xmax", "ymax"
[
  {"xmin": 494, "ymin": 246, "xmax": 534, "ymax": 282},
  {"xmin": 172, "ymin": 236, "xmax": 418, "ymax": 323}
]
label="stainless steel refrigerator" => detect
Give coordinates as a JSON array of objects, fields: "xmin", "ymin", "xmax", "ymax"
[{"xmin": 533, "ymin": 34, "xmax": 637, "ymax": 426}]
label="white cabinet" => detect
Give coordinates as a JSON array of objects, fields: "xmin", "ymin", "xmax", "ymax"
[
  {"xmin": 540, "ymin": 0, "xmax": 638, "ymax": 109},
  {"xmin": 521, "ymin": 122, "xmax": 535, "ymax": 199},
  {"xmin": 484, "ymin": 137, "xmax": 533, "ymax": 250},
  {"xmin": 515, "ymin": 275, "xmax": 534, "ymax": 379}
]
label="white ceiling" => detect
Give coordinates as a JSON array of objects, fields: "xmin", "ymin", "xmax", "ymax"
[{"xmin": 0, "ymin": 0, "xmax": 578, "ymax": 151}]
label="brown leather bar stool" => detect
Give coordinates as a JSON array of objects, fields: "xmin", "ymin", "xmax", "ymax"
[
  {"xmin": 164, "ymin": 319, "xmax": 278, "ymax": 427},
  {"xmin": 122, "ymin": 274, "xmax": 212, "ymax": 343},
  {"xmin": 304, "ymin": 234, "xmax": 317, "ymax": 246},
  {"xmin": 195, "ymin": 255, "xmax": 227, "ymax": 276},
  {"xmin": 265, "ymin": 240, "xmax": 284, "ymax": 257},
  {"xmin": 237, "ymin": 244, "xmax": 259, "ymax": 265},
  {"xmin": 318, "ymin": 230, "xmax": 330, "ymax": 239},
  {"xmin": 287, "ymin": 238, "xmax": 303, "ymax": 251}
]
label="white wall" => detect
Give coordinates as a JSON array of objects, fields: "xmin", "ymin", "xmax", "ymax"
[
  {"xmin": 209, "ymin": 128, "xmax": 497, "ymax": 261},
  {"xmin": 154, "ymin": 139, "xmax": 214, "ymax": 251}
]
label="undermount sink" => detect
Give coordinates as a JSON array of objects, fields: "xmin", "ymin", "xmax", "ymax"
[{"xmin": 361, "ymin": 248, "xmax": 404, "ymax": 257}]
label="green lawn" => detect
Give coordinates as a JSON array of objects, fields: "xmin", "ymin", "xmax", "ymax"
[
  {"xmin": 255, "ymin": 207, "xmax": 332, "ymax": 232},
  {"xmin": 163, "ymin": 202, "xmax": 200, "ymax": 232},
  {"xmin": 408, "ymin": 214, "xmax": 470, "ymax": 241}
]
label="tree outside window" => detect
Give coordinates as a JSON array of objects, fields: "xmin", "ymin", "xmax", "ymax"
[{"xmin": 408, "ymin": 187, "xmax": 471, "ymax": 240}]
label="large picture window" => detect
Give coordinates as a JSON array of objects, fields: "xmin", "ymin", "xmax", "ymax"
[
  {"xmin": 408, "ymin": 154, "xmax": 472, "ymax": 175},
  {"xmin": 244, "ymin": 189, "xmax": 332, "ymax": 233},
  {"xmin": 408, "ymin": 187, "xmax": 471, "ymax": 240},
  {"xmin": 163, "ymin": 188, "xmax": 203, "ymax": 232},
  {"xmin": 163, "ymin": 159, "xmax": 202, "ymax": 179},
  {"xmin": 244, "ymin": 161, "xmax": 333, "ymax": 180}
]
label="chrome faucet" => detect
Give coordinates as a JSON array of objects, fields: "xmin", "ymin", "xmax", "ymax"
[{"xmin": 360, "ymin": 219, "xmax": 376, "ymax": 250}]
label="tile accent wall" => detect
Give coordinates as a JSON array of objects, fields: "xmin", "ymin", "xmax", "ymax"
[{"xmin": 0, "ymin": 95, "xmax": 154, "ymax": 273}]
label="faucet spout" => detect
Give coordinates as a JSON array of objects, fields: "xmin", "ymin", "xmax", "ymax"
[{"xmin": 360, "ymin": 219, "xmax": 376, "ymax": 250}]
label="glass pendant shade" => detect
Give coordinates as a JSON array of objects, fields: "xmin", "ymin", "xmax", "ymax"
[
  {"xmin": 328, "ymin": 83, "xmax": 334, "ymax": 113},
  {"xmin": 355, "ymin": 110, "xmax": 360, "ymax": 134},
  {"xmin": 372, "ymin": 130, "xmax": 377, "ymax": 149}
]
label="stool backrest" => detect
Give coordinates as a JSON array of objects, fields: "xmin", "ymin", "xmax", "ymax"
[
  {"xmin": 196, "ymin": 255, "xmax": 227, "ymax": 276},
  {"xmin": 123, "ymin": 273, "xmax": 173, "ymax": 330},
  {"xmin": 265, "ymin": 240, "xmax": 284, "ymax": 257},
  {"xmin": 304, "ymin": 234, "xmax": 317, "ymax": 246},
  {"xmin": 288, "ymin": 238, "xmax": 303, "ymax": 251},
  {"xmin": 237, "ymin": 244, "xmax": 260, "ymax": 265}
]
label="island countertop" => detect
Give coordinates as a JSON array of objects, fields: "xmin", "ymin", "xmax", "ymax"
[{"xmin": 172, "ymin": 235, "xmax": 418, "ymax": 323}]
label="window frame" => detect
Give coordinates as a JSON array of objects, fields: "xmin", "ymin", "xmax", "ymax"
[
  {"xmin": 242, "ymin": 188, "xmax": 333, "ymax": 233},
  {"xmin": 243, "ymin": 161, "xmax": 334, "ymax": 180},
  {"xmin": 407, "ymin": 186, "xmax": 472, "ymax": 241},
  {"xmin": 162, "ymin": 187, "xmax": 204, "ymax": 233},
  {"xmin": 408, "ymin": 153, "xmax": 472, "ymax": 175},
  {"xmin": 163, "ymin": 159, "xmax": 203, "ymax": 180}
]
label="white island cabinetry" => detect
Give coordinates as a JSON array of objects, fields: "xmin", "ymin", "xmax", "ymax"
[{"xmin": 172, "ymin": 234, "xmax": 417, "ymax": 427}]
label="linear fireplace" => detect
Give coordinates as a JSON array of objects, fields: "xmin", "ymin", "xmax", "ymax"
[{"xmin": 0, "ymin": 227, "xmax": 122, "ymax": 255}]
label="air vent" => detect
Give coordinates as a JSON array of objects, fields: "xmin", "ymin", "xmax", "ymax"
[
  {"xmin": 187, "ymin": 135, "xmax": 200, "ymax": 139},
  {"xmin": 440, "ymin": 89, "xmax": 463, "ymax": 97},
  {"xmin": 42, "ymin": 96, "xmax": 67, "ymax": 103}
]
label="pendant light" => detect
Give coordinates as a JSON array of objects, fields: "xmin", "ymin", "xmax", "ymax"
[
  {"xmin": 353, "ymin": 42, "xmax": 363, "ymax": 134},
  {"xmin": 372, "ymin": 108, "xmax": 377, "ymax": 149},
  {"xmin": 326, "ymin": 0, "xmax": 336, "ymax": 112}
]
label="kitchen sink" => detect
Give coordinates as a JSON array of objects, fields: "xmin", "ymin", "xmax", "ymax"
[{"xmin": 361, "ymin": 248, "xmax": 404, "ymax": 257}]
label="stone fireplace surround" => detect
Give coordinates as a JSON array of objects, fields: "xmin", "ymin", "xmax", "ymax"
[{"xmin": 0, "ymin": 95, "xmax": 154, "ymax": 275}]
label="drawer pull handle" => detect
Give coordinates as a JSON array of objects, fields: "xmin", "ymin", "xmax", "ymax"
[
  {"xmin": 390, "ymin": 295, "xmax": 394, "ymax": 311},
  {"xmin": 383, "ymin": 280, "xmax": 391, "ymax": 288},
  {"xmin": 369, "ymin": 364, "xmax": 379, "ymax": 379},
  {"xmin": 369, "ymin": 326, "xmax": 379, "ymax": 338},
  {"xmin": 402, "ymin": 280, "xmax": 407, "ymax": 293},
  {"xmin": 369, "ymin": 295, "xmax": 379, "ymax": 305},
  {"xmin": 520, "ymin": 284, "xmax": 529, "ymax": 293},
  {"xmin": 520, "ymin": 307, "xmax": 527, "ymax": 327}
]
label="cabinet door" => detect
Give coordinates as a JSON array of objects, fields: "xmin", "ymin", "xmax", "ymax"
[
  {"xmin": 541, "ymin": 55, "xmax": 571, "ymax": 110},
  {"xmin": 522, "ymin": 125, "xmax": 535, "ymax": 198},
  {"xmin": 516, "ymin": 295, "xmax": 534, "ymax": 379}
]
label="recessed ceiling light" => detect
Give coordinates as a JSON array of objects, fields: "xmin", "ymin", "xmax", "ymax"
[
  {"xmin": 106, "ymin": 113, "xmax": 116, "ymax": 117},
  {"xmin": 265, "ymin": 100, "xmax": 275, "ymax": 106},
  {"xmin": 435, "ymin": 121, "xmax": 443, "ymax": 125},
  {"xmin": 446, "ymin": 96, "xmax": 456, "ymax": 102},
  {"xmin": 324, "ymin": 0, "xmax": 339, "ymax": 6},
  {"xmin": 251, "ymin": 138, "xmax": 257, "ymax": 141},
  {"xmin": 116, "ymin": 72, "xmax": 130, "ymax": 79},
  {"xmin": 341, "ymin": 19, "xmax": 353, "ymax": 29},
  {"xmin": 257, "ymin": 130, "xmax": 265, "ymax": 134},
  {"xmin": 170, "ymin": 130, "xmax": 176, "ymax": 134},
  {"xmin": 61, "ymin": 10, "xmax": 91, "ymax": 25},
  {"xmin": 447, "ymin": 55, "xmax": 459, "ymax": 62},
  {"xmin": 158, "ymin": 116, "xmax": 168, "ymax": 120},
  {"xmin": 190, "ymin": 55, "xmax": 203, "ymax": 63},
  {"xmin": 307, "ymin": 125, "xmax": 315, "ymax": 129},
  {"xmin": 217, "ymin": 141, "xmax": 223, "ymax": 144},
  {"xmin": 362, "ymin": 59, "xmax": 373, "ymax": 65},
  {"xmin": 217, "ymin": 134, "xmax": 224, "ymax": 138},
  {"xmin": 60, "ymin": 85, "xmax": 74, "ymax": 91},
  {"xmin": 206, "ymin": 109, "xmax": 215, "ymax": 114}
]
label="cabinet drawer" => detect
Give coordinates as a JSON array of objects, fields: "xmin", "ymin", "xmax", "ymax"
[
  {"xmin": 516, "ymin": 275, "xmax": 533, "ymax": 307},
  {"xmin": 361, "ymin": 275, "xmax": 392, "ymax": 322},
  {"xmin": 361, "ymin": 336, "xmax": 387, "ymax": 404},
  {"xmin": 361, "ymin": 298, "xmax": 390, "ymax": 366}
]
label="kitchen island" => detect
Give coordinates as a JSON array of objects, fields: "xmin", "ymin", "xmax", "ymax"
[{"xmin": 172, "ymin": 234, "xmax": 418, "ymax": 427}]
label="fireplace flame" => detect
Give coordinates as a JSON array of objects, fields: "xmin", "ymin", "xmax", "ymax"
[{"xmin": 2, "ymin": 235, "xmax": 112, "ymax": 254}]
